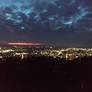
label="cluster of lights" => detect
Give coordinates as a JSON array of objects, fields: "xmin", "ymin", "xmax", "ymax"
[
  {"xmin": 33, "ymin": 48, "xmax": 92, "ymax": 60},
  {"xmin": 0, "ymin": 47, "xmax": 92, "ymax": 60}
]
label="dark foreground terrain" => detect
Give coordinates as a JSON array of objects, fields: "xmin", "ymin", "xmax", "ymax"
[{"xmin": 0, "ymin": 56, "xmax": 92, "ymax": 92}]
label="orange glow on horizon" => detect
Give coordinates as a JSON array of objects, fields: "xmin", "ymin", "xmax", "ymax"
[{"xmin": 8, "ymin": 43, "xmax": 41, "ymax": 46}]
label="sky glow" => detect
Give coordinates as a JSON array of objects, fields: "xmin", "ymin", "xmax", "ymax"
[{"xmin": 8, "ymin": 43, "xmax": 41, "ymax": 46}]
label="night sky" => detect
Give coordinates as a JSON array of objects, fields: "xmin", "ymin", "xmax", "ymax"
[{"xmin": 0, "ymin": 0, "xmax": 92, "ymax": 47}]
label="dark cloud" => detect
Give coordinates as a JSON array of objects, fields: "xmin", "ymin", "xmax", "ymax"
[
  {"xmin": 0, "ymin": 0, "xmax": 91, "ymax": 47},
  {"xmin": 0, "ymin": 0, "xmax": 91, "ymax": 32}
]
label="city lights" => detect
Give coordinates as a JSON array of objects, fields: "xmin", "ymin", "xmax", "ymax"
[{"xmin": 0, "ymin": 46, "xmax": 92, "ymax": 60}]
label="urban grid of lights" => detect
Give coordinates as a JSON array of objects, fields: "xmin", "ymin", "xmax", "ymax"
[{"xmin": 0, "ymin": 47, "xmax": 92, "ymax": 60}]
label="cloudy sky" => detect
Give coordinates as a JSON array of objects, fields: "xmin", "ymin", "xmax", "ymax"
[{"xmin": 0, "ymin": 0, "xmax": 92, "ymax": 47}]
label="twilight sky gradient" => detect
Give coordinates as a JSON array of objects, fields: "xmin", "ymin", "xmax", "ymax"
[{"xmin": 0, "ymin": 0, "xmax": 92, "ymax": 47}]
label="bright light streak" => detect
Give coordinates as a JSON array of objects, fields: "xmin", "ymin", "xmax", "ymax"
[{"xmin": 8, "ymin": 43, "xmax": 41, "ymax": 46}]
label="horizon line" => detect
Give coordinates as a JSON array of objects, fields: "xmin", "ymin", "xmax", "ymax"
[{"xmin": 8, "ymin": 43, "xmax": 41, "ymax": 46}]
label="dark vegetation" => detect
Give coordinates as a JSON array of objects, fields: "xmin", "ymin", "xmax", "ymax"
[{"xmin": 0, "ymin": 56, "xmax": 92, "ymax": 92}]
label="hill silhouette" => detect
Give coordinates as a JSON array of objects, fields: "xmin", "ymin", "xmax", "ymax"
[{"xmin": 0, "ymin": 56, "xmax": 92, "ymax": 92}]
